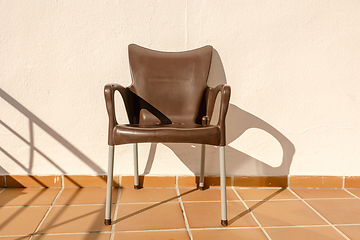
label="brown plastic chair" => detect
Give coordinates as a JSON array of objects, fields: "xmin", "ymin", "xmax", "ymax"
[{"xmin": 104, "ymin": 44, "xmax": 231, "ymax": 226}]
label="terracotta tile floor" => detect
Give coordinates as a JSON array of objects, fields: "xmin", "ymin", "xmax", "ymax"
[{"xmin": 1, "ymin": 187, "xmax": 360, "ymax": 239}]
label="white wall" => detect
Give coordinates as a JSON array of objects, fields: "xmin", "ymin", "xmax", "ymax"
[{"xmin": 1, "ymin": 0, "xmax": 360, "ymax": 176}]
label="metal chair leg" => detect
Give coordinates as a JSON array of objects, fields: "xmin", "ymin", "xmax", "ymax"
[
  {"xmin": 133, "ymin": 143, "xmax": 141, "ymax": 189},
  {"xmin": 105, "ymin": 145, "xmax": 114, "ymax": 225},
  {"xmin": 199, "ymin": 144, "xmax": 206, "ymax": 190},
  {"xmin": 219, "ymin": 146, "xmax": 228, "ymax": 226}
]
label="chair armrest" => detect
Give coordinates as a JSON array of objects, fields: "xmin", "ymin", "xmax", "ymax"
[
  {"xmin": 104, "ymin": 83, "xmax": 134, "ymax": 145},
  {"xmin": 218, "ymin": 85, "xmax": 231, "ymax": 146},
  {"xmin": 104, "ymin": 83, "xmax": 173, "ymax": 145},
  {"xmin": 204, "ymin": 84, "xmax": 231, "ymax": 145}
]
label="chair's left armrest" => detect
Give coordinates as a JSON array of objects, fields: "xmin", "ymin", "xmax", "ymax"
[{"xmin": 104, "ymin": 83, "xmax": 130, "ymax": 145}]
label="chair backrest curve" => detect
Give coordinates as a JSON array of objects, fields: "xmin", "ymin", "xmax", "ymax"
[{"xmin": 128, "ymin": 44, "xmax": 213, "ymax": 124}]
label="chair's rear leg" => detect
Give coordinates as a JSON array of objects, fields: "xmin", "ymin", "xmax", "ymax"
[
  {"xmin": 219, "ymin": 146, "xmax": 228, "ymax": 226},
  {"xmin": 199, "ymin": 144, "xmax": 206, "ymax": 190},
  {"xmin": 134, "ymin": 143, "xmax": 141, "ymax": 189},
  {"xmin": 105, "ymin": 145, "xmax": 114, "ymax": 225}
]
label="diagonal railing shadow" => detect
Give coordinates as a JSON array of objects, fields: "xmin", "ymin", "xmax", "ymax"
[
  {"xmin": 113, "ymin": 188, "xmax": 197, "ymax": 224},
  {"xmin": 0, "ymin": 188, "xmax": 53, "ymax": 232},
  {"xmin": 228, "ymin": 188, "xmax": 286, "ymax": 225},
  {"xmin": 0, "ymin": 88, "xmax": 104, "ymax": 176}
]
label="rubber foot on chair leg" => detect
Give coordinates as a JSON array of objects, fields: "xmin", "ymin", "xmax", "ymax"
[
  {"xmin": 198, "ymin": 186, "xmax": 206, "ymax": 191},
  {"xmin": 134, "ymin": 185, "xmax": 142, "ymax": 190},
  {"xmin": 104, "ymin": 219, "xmax": 111, "ymax": 225},
  {"xmin": 221, "ymin": 220, "xmax": 228, "ymax": 226}
]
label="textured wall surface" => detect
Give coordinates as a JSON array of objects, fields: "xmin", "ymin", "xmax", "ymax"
[{"xmin": 1, "ymin": 0, "xmax": 360, "ymax": 176}]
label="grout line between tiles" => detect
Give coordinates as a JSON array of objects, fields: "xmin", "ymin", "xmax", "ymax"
[
  {"xmin": 263, "ymin": 224, "xmax": 334, "ymax": 229},
  {"xmin": 0, "ymin": 235, "xmax": 32, "ymax": 238},
  {"xmin": 231, "ymin": 187, "xmax": 272, "ymax": 240},
  {"xmin": 344, "ymin": 189, "xmax": 360, "ymax": 199},
  {"xmin": 0, "ymin": 205, "xmax": 61, "ymax": 209},
  {"xmin": 288, "ymin": 188, "xmax": 350, "ymax": 240},
  {"xmin": 112, "ymin": 228, "xmax": 188, "ymax": 234},
  {"xmin": 0, "ymin": 203, "xmax": 112, "ymax": 209},
  {"xmin": 189, "ymin": 226, "xmax": 264, "ymax": 231},
  {"xmin": 180, "ymin": 200, "xmax": 240, "ymax": 203},
  {"xmin": 27, "ymin": 231, "xmax": 112, "ymax": 238},
  {"xmin": 334, "ymin": 223, "xmax": 360, "ymax": 227},
  {"xmin": 117, "ymin": 200, "xmax": 238, "ymax": 205},
  {"xmin": 233, "ymin": 187, "xmax": 285, "ymax": 190},
  {"xmin": 272, "ymin": 197, "xmax": 356, "ymax": 201},
  {"xmin": 53, "ymin": 203, "xmax": 109, "ymax": 207},
  {"xmin": 29, "ymin": 188, "xmax": 64, "ymax": 240},
  {"xmin": 176, "ymin": 186, "xmax": 193, "ymax": 240},
  {"xmin": 110, "ymin": 187, "xmax": 122, "ymax": 240},
  {"xmin": 243, "ymin": 198, "xmax": 299, "ymax": 202}
]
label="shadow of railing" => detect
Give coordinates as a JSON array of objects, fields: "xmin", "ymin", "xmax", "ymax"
[
  {"xmin": 228, "ymin": 188, "xmax": 285, "ymax": 225},
  {"xmin": 113, "ymin": 188, "xmax": 197, "ymax": 224},
  {"xmin": 113, "ymin": 188, "xmax": 285, "ymax": 227},
  {"xmin": 0, "ymin": 88, "xmax": 104, "ymax": 179}
]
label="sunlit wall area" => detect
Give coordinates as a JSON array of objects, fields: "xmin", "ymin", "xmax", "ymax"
[{"xmin": 1, "ymin": 0, "xmax": 360, "ymax": 177}]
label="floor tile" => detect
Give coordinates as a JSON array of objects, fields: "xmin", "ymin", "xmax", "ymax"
[
  {"xmin": 178, "ymin": 176, "xmax": 198, "ymax": 188},
  {"xmin": 235, "ymin": 188, "xmax": 297, "ymax": 201},
  {"xmin": 292, "ymin": 189, "xmax": 355, "ymax": 199},
  {"xmin": 121, "ymin": 176, "xmax": 176, "ymax": 188},
  {"xmin": 234, "ymin": 176, "xmax": 287, "ymax": 188},
  {"xmin": 0, "ymin": 188, "xmax": 60, "ymax": 206},
  {"xmin": 55, "ymin": 188, "xmax": 118, "ymax": 205},
  {"xmin": 191, "ymin": 228, "xmax": 268, "ymax": 240},
  {"xmin": 63, "ymin": 175, "xmax": 108, "ymax": 188},
  {"xmin": 119, "ymin": 188, "xmax": 178, "ymax": 203},
  {"xmin": 289, "ymin": 176, "xmax": 343, "ymax": 188},
  {"xmin": 0, "ymin": 176, "xmax": 4, "ymax": 186},
  {"xmin": 183, "ymin": 202, "xmax": 257, "ymax": 228},
  {"xmin": 36, "ymin": 205, "xmax": 112, "ymax": 234},
  {"xmin": 266, "ymin": 226, "xmax": 346, "ymax": 240},
  {"xmin": 246, "ymin": 200, "xmax": 326, "ymax": 227},
  {"xmin": 346, "ymin": 189, "xmax": 360, "ymax": 198},
  {"xmin": 0, "ymin": 206, "xmax": 49, "ymax": 235},
  {"xmin": 6, "ymin": 176, "xmax": 61, "ymax": 188},
  {"xmin": 306, "ymin": 199, "xmax": 360, "ymax": 224},
  {"xmin": 113, "ymin": 230, "xmax": 189, "ymax": 240},
  {"xmin": 336, "ymin": 225, "xmax": 360, "ymax": 240},
  {"xmin": 32, "ymin": 233, "xmax": 111, "ymax": 240},
  {"xmin": 345, "ymin": 176, "xmax": 360, "ymax": 188},
  {"xmin": 179, "ymin": 188, "xmax": 239, "ymax": 202},
  {"xmin": 115, "ymin": 202, "xmax": 185, "ymax": 231}
]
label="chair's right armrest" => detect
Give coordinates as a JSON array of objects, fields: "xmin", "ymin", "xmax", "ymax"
[{"xmin": 204, "ymin": 84, "xmax": 231, "ymax": 146}]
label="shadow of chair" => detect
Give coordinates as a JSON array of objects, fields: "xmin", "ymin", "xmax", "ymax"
[
  {"xmin": 104, "ymin": 44, "xmax": 231, "ymax": 226},
  {"xmin": 138, "ymin": 48, "xmax": 295, "ymax": 182}
]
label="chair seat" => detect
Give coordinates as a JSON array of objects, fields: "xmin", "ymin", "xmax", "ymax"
[{"xmin": 113, "ymin": 123, "xmax": 220, "ymax": 145}]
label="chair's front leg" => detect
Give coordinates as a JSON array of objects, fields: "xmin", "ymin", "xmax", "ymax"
[
  {"xmin": 219, "ymin": 146, "xmax": 228, "ymax": 226},
  {"xmin": 105, "ymin": 145, "xmax": 114, "ymax": 225},
  {"xmin": 134, "ymin": 143, "xmax": 141, "ymax": 189},
  {"xmin": 199, "ymin": 144, "xmax": 206, "ymax": 190}
]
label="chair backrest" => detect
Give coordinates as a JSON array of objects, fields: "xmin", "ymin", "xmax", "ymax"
[{"xmin": 128, "ymin": 44, "xmax": 213, "ymax": 124}]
